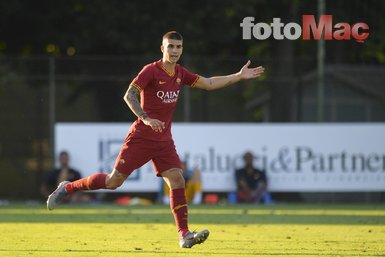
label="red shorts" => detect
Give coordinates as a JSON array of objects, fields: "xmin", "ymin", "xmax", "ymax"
[{"xmin": 114, "ymin": 134, "xmax": 182, "ymax": 177}]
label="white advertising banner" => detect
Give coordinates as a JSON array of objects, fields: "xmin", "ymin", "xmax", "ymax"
[{"xmin": 56, "ymin": 123, "xmax": 385, "ymax": 192}]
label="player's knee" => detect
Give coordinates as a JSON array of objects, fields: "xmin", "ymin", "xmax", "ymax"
[
  {"xmin": 170, "ymin": 172, "xmax": 185, "ymax": 188},
  {"xmin": 105, "ymin": 170, "xmax": 127, "ymax": 190},
  {"xmin": 162, "ymin": 168, "xmax": 185, "ymax": 189},
  {"xmin": 105, "ymin": 177, "xmax": 124, "ymax": 190},
  {"xmin": 105, "ymin": 180, "xmax": 122, "ymax": 190}
]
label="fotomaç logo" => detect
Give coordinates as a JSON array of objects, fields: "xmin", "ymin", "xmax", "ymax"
[{"xmin": 240, "ymin": 15, "xmax": 369, "ymax": 43}]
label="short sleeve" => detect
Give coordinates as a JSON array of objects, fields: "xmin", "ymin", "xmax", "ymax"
[
  {"xmin": 130, "ymin": 64, "xmax": 153, "ymax": 91},
  {"xmin": 181, "ymin": 66, "xmax": 199, "ymax": 88}
]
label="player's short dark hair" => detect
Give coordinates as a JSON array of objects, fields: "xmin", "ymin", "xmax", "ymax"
[{"xmin": 162, "ymin": 31, "xmax": 183, "ymax": 41}]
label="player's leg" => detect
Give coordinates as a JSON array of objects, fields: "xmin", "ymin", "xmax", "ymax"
[
  {"xmin": 162, "ymin": 169, "xmax": 209, "ymax": 248},
  {"xmin": 47, "ymin": 169, "xmax": 127, "ymax": 210},
  {"xmin": 153, "ymin": 140, "xmax": 209, "ymax": 248},
  {"xmin": 66, "ymin": 169, "xmax": 128, "ymax": 193},
  {"xmin": 162, "ymin": 168, "xmax": 188, "ymax": 235},
  {"xmin": 47, "ymin": 136, "xmax": 149, "ymax": 210}
]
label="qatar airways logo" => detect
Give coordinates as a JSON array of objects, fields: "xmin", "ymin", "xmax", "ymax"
[
  {"xmin": 157, "ymin": 90, "xmax": 180, "ymax": 104},
  {"xmin": 241, "ymin": 15, "xmax": 369, "ymax": 43}
]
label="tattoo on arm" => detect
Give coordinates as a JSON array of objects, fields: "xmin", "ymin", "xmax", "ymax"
[
  {"xmin": 207, "ymin": 73, "xmax": 239, "ymax": 90},
  {"xmin": 126, "ymin": 85, "xmax": 147, "ymax": 120}
]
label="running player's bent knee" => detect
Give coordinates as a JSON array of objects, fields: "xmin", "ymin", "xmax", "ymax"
[
  {"xmin": 105, "ymin": 179, "xmax": 123, "ymax": 190},
  {"xmin": 105, "ymin": 171, "xmax": 126, "ymax": 190}
]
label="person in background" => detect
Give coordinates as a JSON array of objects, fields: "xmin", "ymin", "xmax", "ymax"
[
  {"xmin": 235, "ymin": 151, "xmax": 268, "ymax": 203},
  {"xmin": 40, "ymin": 151, "xmax": 88, "ymax": 203}
]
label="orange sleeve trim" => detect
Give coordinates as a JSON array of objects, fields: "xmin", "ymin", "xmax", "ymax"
[
  {"xmin": 130, "ymin": 83, "xmax": 143, "ymax": 92},
  {"xmin": 190, "ymin": 75, "xmax": 200, "ymax": 88}
]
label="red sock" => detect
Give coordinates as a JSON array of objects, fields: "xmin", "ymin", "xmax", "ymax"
[
  {"xmin": 170, "ymin": 188, "xmax": 189, "ymax": 239},
  {"xmin": 65, "ymin": 173, "xmax": 107, "ymax": 194}
]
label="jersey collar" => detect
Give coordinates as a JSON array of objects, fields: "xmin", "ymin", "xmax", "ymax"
[{"xmin": 158, "ymin": 59, "xmax": 176, "ymax": 77}]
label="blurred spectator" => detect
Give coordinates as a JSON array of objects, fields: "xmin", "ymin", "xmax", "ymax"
[
  {"xmin": 40, "ymin": 151, "xmax": 90, "ymax": 203},
  {"xmin": 235, "ymin": 151, "xmax": 268, "ymax": 203},
  {"xmin": 162, "ymin": 161, "xmax": 203, "ymax": 205}
]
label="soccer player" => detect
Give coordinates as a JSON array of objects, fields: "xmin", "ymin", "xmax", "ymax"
[{"xmin": 47, "ymin": 31, "xmax": 265, "ymax": 248}]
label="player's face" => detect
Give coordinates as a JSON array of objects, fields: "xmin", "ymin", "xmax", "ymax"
[{"xmin": 161, "ymin": 39, "xmax": 183, "ymax": 64}]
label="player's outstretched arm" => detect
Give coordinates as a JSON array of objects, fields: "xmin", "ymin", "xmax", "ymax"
[
  {"xmin": 194, "ymin": 60, "xmax": 264, "ymax": 91},
  {"xmin": 124, "ymin": 85, "xmax": 165, "ymax": 132}
]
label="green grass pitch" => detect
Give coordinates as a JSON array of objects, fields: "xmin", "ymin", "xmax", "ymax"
[{"xmin": 0, "ymin": 203, "xmax": 385, "ymax": 257}]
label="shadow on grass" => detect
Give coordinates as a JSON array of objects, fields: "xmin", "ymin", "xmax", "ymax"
[{"xmin": 1, "ymin": 204, "xmax": 385, "ymax": 224}]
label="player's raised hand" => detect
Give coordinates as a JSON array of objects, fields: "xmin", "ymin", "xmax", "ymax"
[
  {"xmin": 239, "ymin": 60, "xmax": 264, "ymax": 80},
  {"xmin": 142, "ymin": 117, "xmax": 165, "ymax": 133}
]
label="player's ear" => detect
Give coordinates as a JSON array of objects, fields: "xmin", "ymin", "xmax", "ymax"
[{"xmin": 160, "ymin": 45, "xmax": 164, "ymax": 53}]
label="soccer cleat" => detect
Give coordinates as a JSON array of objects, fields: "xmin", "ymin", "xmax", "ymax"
[
  {"xmin": 179, "ymin": 229, "xmax": 210, "ymax": 248},
  {"xmin": 46, "ymin": 181, "xmax": 69, "ymax": 210}
]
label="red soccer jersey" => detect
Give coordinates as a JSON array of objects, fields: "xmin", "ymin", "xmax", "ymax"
[{"xmin": 128, "ymin": 60, "xmax": 199, "ymax": 141}]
